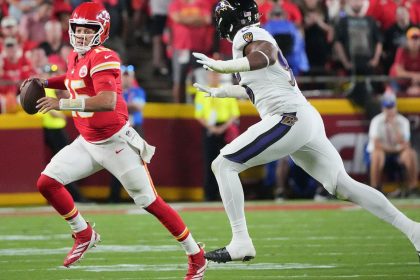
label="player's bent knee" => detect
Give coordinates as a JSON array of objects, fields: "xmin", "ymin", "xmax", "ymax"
[
  {"xmin": 36, "ymin": 174, "xmax": 62, "ymax": 194},
  {"xmin": 134, "ymin": 194, "xmax": 156, "ymax": 208},
  {"xmin": 319, "ymin": 168, "xmax": 344, "ymax": 197},
  {"xmin": 120, "ymin": 167, "xmax": 156, "ymax": 208},
  {"xmin": 212, "ymin": 154, "xmax": 245, "ymax": 175},
  {"xmin": 211, "ymin": 155, "xmax": 223, "ymax": 174}
]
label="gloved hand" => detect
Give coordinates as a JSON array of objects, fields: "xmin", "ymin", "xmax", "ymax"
[
  {"xmin": 193, "ymin": 52, "xmax": 225, "ymax": 73},
  {"xmin": 193, "ymin": 83, "xmax": 227, "ymax": 98}
]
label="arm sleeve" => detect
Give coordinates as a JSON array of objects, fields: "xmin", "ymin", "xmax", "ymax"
[
  {"xmin": 224, "ymin": 85, "xmax": 249, "ymax": 99},
  {"xmin": 46, "ymin": 74, "xmax": 67, "ymax": 90},
  {"xmin": 92, "ymin": 71, "xmax": 118, "ymax": 93},
  {"xmin": 89, "ymin": 49, "xmax": 121, "ymax": 77}
]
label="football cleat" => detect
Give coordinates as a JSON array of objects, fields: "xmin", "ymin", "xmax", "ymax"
[
  {"xmin": 185, "ymin": 244, "xmax": 208, "ymax": 280},
  {"xmin": 63, "ymin": 223, "xmax": 101, "ymax": 267},
  {"xmin": 204, "ymin": 247, "xmax": 254, "ymax": 263}
]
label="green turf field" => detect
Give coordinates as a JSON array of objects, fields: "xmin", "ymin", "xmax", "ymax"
[{"xmin": 1, "ymin": 200, "xmax": 420, "ymax": 280}]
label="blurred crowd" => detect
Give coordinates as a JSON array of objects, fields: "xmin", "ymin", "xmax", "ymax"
[
  {"xmin": 0, "ymin": 0, "xmax": 417, "ymax": 113},
  {"xmin": 0, "ymin": 0, "xmax": 418, "ymax": 201}
]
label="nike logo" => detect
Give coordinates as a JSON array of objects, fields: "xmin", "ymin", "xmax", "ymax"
[
  {"xmin": 104, "ymin": 55, "xmax": 112, "ymax": 59},
  {"xmin": 115, "ymin": 148, "xmax": 124, "ymax": 154}
]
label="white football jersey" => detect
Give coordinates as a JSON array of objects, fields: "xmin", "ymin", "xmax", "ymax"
[{"xmin": 232, "ymin": 26, "xmax": 307, "ymax": 117}]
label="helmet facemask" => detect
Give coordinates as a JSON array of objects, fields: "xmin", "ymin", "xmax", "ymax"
[{"xmin": 69, "ymin": 20, "xmax": 104, "ymax": 54}]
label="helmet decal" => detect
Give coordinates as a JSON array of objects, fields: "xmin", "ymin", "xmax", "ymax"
[{"xmin": 97, "ymin": 10, "xmax": 110, "ymax": 25}]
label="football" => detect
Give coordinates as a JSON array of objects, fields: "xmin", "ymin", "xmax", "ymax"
[{"xmin": 19, "ymin": 78, "xmax": 45, "ymax": 115}]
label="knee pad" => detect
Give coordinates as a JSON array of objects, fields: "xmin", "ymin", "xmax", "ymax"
[{"xmin": 120, "ymin": 167, "xmax": 156, "ymax": 208}]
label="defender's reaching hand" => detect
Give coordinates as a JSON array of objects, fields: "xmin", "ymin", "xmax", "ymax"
[
  {"xmin": 193, "ymin": 52, "xmax": 250, "ymax": 73},
  {"xmin": 193, "ymin": 83, "xmax": 227, "ymax": 98},
  {"xmin": 193, "ymin": 52, "xmax": 221, "ymax": 73}
]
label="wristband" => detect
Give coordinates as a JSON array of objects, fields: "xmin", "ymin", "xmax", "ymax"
[{"xmin": 59, "ymin": 98, "xmax": 85, "ymax": 111}]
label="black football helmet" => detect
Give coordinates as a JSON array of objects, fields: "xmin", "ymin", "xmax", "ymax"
[{"xmin": 214, "ymin": 0, "xmax": 260, "ymax": 41}]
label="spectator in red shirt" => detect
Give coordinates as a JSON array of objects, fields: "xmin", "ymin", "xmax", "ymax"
[
  {"xmin": 168, "ymin": 0, "xmax": 213, "ymax": 103},
  {"xmin": 408, "ymin": 0, "xmax": 420, "ymax": 25},
  {"xmin": 390, "ymin": 27, "xmax": 420, "ymax": 95},
  {"xmin": 366, "ymin": 0, "xmax": 417, "ymax": 30},
  {"xmin": 0, "ymin": 16, "xmax": 37, "ymax": 53},
  {"xmin": 257, "ymin": 0, "xmax": 303, "ymax": 26},
  {"xmin": 0, "ymin": 37, "xmax": 34, "ymax": 96}
]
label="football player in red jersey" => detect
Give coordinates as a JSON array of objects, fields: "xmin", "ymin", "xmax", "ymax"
[{"xmin": 30, "ymin": 2, "xmax": 207, "ymax": 279}]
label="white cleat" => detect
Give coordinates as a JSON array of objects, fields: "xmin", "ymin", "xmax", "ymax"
[{"xmin": 226, "ymin": 240, "xmax": 256, "ymax": 261}]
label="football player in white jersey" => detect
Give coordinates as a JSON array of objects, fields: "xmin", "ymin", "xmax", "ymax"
[{"xmin": 192, "ymin": 0, "xmax": 420, "ymax": 264}]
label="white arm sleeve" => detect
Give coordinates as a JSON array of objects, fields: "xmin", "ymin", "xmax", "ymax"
[{"xmin": 223, "ymin": 85, "xmax": 249, "ymax": 99}]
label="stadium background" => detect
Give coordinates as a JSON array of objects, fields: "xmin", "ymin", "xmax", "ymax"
[{"xmin": 1, "ymin": 97, "xmax": 420, "ymax": 205}]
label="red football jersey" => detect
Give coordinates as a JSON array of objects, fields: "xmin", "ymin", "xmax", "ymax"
[{"xmin": 65, "ymin": 46, "xmax": 128, "ymax": 142}]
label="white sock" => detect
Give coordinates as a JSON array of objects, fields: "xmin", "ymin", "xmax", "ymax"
[
  {"xmin": 67, "ymin": 213, "xmax": 88, "ymax": 233},
  {"xmin": 231, "ymin": 218, "xmax": 251, "ymax": 243},
  {"xmin": 336, "ymin": 170, "xmax": 415, "ymax": 237},
  {"xmin": 213, "ymin": 156, "xmax": 252, "ymax": 244},
  {"xmin": 180, "ymin": 234, "xmax": 200, "ymax": 255}
]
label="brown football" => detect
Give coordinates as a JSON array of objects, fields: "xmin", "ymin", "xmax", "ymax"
[{"xmin": 19, "ymin": 78, "xmax": 45, "ymax": 115}]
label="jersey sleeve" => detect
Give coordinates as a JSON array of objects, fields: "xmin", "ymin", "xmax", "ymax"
[
  {"xmin": 89, "ymin": 48, "xmax": 121, "ymax": 77},
  {"xmin": 232, "ymin": 26, "xmax": 273, "ymax": 55}
]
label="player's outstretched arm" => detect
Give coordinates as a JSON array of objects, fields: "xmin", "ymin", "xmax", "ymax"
[
  {"xmin": 37, "ymin": 91, "xmax": 116, "ymax": 113},
  {"xmin": 193, "ymin": 83, "xmax": 248, "ymax": 99},
  {"xmin": 58, "ymin": 91, "xmax": 116, "ymax": 112},
  {"xmin": 193, "ymin": 41, "xmax": 277, "ymax": 73}
]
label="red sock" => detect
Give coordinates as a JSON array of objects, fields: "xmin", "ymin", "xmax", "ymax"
[
  {"xmin": 145, "ymin": 196, "xmax": 190, "ymax": 241},
  {"xmin": 37, "ymin": 174, "xmax": 78, "ymax": 220}
]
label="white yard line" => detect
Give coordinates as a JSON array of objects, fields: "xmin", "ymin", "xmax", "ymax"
[{"xmin": 0, "ymin": 244, "xmax": 179, "ymax": 256}]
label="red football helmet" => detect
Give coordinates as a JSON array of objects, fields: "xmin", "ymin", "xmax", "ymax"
[{"xmin": 69, "ymin": 2, "xmax": 110, "ymax": 54}]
